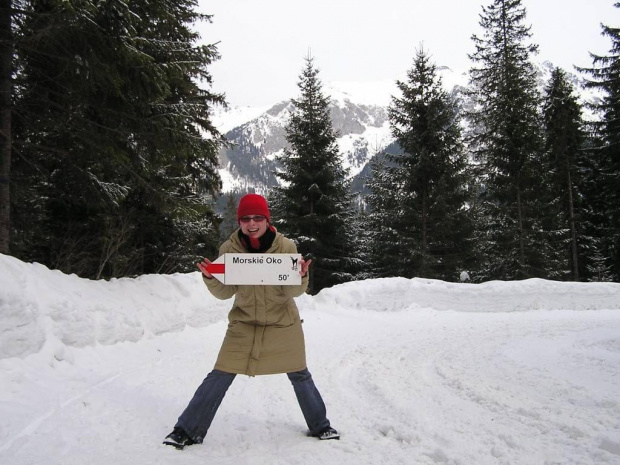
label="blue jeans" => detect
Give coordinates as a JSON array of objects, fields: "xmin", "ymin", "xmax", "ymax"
[{"xmin": 175, "ymin": 368, "xmax": 331, "ymax": 443}]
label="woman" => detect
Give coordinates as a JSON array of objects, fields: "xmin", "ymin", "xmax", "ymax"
[{"xmin": 163, "ymin": 193, "xmax": 339, "ymax": 449}]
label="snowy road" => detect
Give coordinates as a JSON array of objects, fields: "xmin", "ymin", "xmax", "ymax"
[{"xmin": 1, "ymin": 259, "xmax": 620, "ymax": 465}]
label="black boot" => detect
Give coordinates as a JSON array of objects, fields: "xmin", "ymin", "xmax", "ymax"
[
  {"xmin": 310, "ymin": 426, "xmax": 340, "ymax": 440},
  {"xmin": 163, "ymin": 427, "xmax": 196, "ymax": 450}
]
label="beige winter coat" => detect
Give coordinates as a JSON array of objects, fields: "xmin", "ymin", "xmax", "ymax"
[{"xmin": 204, "ymin": 229, "xmax": 309, "ymax": 376}]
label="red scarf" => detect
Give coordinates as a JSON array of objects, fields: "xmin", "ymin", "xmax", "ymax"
[{"xmin": 238, "ymin": 225, "xmax": 277, "ymax": 253}]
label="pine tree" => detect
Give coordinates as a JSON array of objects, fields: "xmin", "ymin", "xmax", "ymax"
[
  {"xmin": 576, "ymin": 3, "xmax": 620, "ymax": 281},
  {"xmin": 0, "ymin": 0, "xmax": 12, "ymax": 255},
  {"xmin": 10, "ymin": 0, "xmax": 225, "ymax": 277},
  {"xmin": 364, "ymin": 150, "xmax": 406, "ymax": 278},
  {"xmin": 466, "ymin": 0, "xmax": 551, "ymax": 280},
  {"xmin": 365, "ymin": 48, "xmax": 473, "ymax": 280},
  {"xmin": 542, "ymin": 67, "xmax": 588, "ymax": 281},
  {"xmin": 272, "ymin": 55, "xmax": 358, "ymax": 294},
  {"xmin": 219, "ymin": 192, "xmax": 239, "ymax": 242}
]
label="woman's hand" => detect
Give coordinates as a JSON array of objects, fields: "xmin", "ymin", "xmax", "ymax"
[
  {"xmin": 197, "ymin": 258, "xmax": 214, "ymax": 279},
  {"xmin": 299, "ymin": 258, "xmax": 312, "ymax": 277}
]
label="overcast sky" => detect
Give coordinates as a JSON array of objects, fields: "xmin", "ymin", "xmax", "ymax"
[{"xmin": 196, "ymin": 0, "xmax": 618, "ymax": 108}]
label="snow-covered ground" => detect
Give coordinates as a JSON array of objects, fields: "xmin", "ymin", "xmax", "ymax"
[{"xmin": 1, "ymin": 253, "xmax": 620, "ymax": 465}]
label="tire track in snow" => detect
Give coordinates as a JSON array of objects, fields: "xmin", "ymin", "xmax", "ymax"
[
  {"xmin": 315, "ymin": 308, "xmax": 620, "ymax": 465},
  {"xmin": 317, "ymin": 310, "xmax": 456, "ymax": 464},
  {"xmin": 0, "ymin": 327, "xmax": 219, "ymax": 460},
  {"xmin": 0, "ymin": 372, "xmax": 122, "ymax": 453}
]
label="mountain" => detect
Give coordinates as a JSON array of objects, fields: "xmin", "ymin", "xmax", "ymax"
[
  {"xmin": 211, "ymin": 61, "xmax": 597, "ymax": 199},
  {"xmin": 213, "ymin": 85, "xmax": 395, "ymax": 197}
]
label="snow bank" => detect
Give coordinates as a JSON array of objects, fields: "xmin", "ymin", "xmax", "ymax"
[
  {"xmin": 0, "ymin": 254, "xmax": 231, "ymax": 359},
  {"xmin": 2, "ymin": 254, "xmax": 619, "ymax": 360},
  {"xmin": 307, "ymin": 276, "xmax": 620, "ymax": 313}
]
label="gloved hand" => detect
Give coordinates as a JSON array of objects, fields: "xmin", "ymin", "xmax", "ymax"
[
  {"xmin": 299, "ymin": 258, "xmax": 312, "ymax": 277},
  {"xmin": 196, "ymin": 258, "xmax": 214, "ymax": 279}
]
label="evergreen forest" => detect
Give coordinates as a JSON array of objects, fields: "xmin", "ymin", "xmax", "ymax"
[{"xmin": 1, "ymin": 0, "xmax": 619, "ymax": 293}]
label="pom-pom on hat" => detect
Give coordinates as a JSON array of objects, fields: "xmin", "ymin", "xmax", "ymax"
[{"xmin": 237, "ymin": 194, "xmax": 270, "ymax": 222}]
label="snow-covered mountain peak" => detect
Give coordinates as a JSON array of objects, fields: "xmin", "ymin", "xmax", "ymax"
[
  {"xmin": 214, "ymin": 85, "xmax": 394, "ymax": 195},
  {"xmin": 211, "ymin": 103, "xmax": 272, "ymax": 134},
  {"xmin": 326, "ymin": 79, "xmax": 397, "ymax": 107}
]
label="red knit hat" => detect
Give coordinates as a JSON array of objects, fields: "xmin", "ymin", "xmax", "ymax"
[{"xmin": 237, "ymin": 194, "xmax": 270, "ymax": 222}]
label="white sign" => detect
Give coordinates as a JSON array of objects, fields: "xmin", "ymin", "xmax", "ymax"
[{"xmin": 207, "ymin": 253, "xmax": 303, "ymax": 285}]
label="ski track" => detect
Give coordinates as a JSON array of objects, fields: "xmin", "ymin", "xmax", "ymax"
[{"xmin": 2, "ymin": 305, "xmax": 620, "ymax": 464}]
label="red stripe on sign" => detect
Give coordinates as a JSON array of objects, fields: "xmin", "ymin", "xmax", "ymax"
[{"xmin": 207, "ymin": 263, "xmax": 225, "ymax": 274}]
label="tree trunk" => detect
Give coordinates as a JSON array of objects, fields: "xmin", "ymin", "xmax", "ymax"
[
  {"xmin": 566, "ymin": 167, "xmax": 579, "ymax": 281},
  {"xmin": 421, "ymin": 191, "xmax": 427, "ymax": 250},
  {"xmin": 0, "ymin": 0, "xmax": 12, "ymax": 255},
  {"xmin": 516, "ymin": 185, "xmax": 526, "ymax": 276}
]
